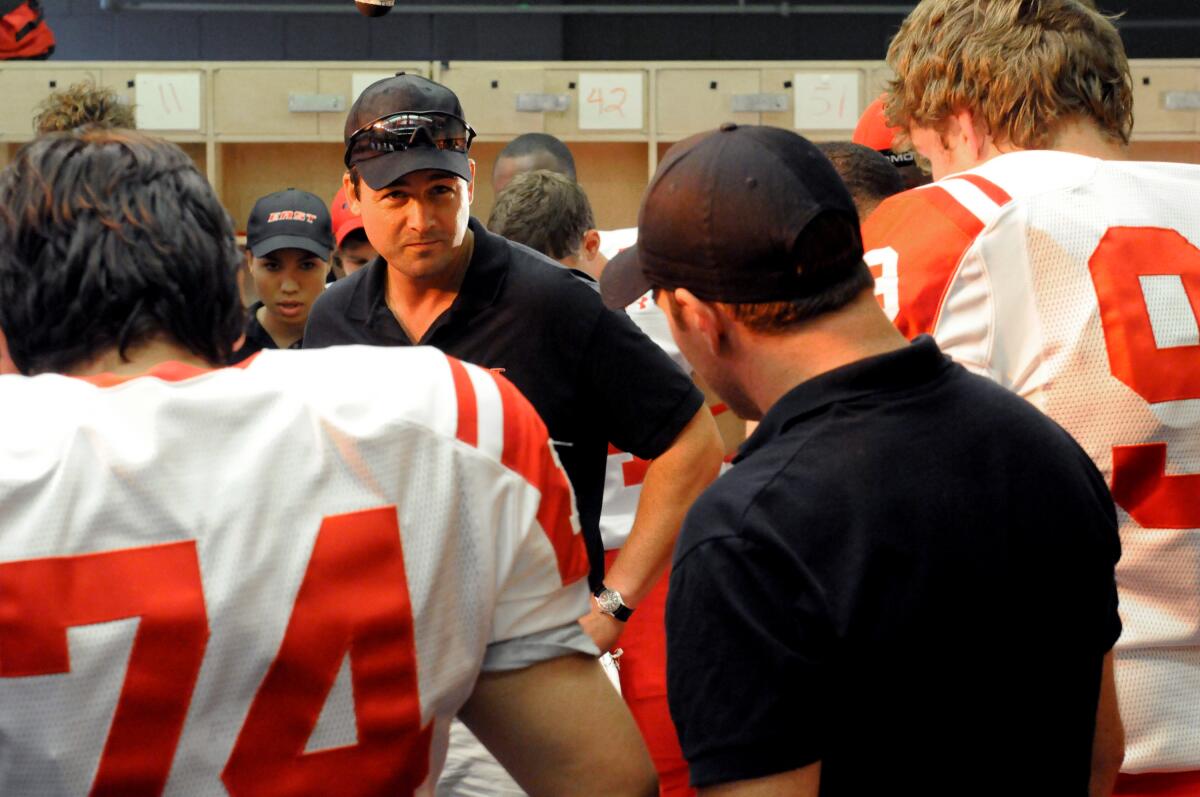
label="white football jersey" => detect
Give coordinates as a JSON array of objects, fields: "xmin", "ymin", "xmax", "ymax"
[
  {"xmin": 595, "ymin": 227, "xmax": 693, "ymax": 551},
  {"xmin": 930, "ymin": 151, "xmax": 1200, "ymax": 773},
  {"xmin": 0, "ymin": 345, "xmax": 591, "ymax": 796},
  {"xmin": 597, "ymin": 227, "xmax": 639, "ymax": 262}
]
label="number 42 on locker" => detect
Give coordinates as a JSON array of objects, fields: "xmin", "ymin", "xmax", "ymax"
[{"xmin": 0, "ymin": 506, "xmax": 432, "ymax": 797}]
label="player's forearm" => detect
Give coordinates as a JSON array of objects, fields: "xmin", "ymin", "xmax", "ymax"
[{"xmin": 605, "ymin": 406, "xmax": 723, "ymax": 606}]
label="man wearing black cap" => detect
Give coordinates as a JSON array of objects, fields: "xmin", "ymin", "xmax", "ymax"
[
  {"xmin": 230, "ymin": 188, "xmax": 333, "ymax": 364},
  {"xmin": 600, "ymin": 124, "xmax": 1124, "ymax": 796},
  {"xmin": 306, "ymin": 73, "xmax": 722, "ymax": 646}
]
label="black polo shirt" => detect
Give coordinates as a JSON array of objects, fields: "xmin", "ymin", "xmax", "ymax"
[
  {"xmin": 666, "ymin": 337, "xmax": 1121, "ymax": 796},
  {"xmin": 228, "ymin": 302, "xmax": 301, "ymax": 365},
  {"xmin": 304, "ymin": 218, "xmax": 704, "ymax": 588}
]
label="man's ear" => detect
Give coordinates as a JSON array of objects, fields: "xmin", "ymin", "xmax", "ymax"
[
  {"xmin": 342, "ymin": 171, "xmax": 361, "ymax": 211},
  {"xmin": 580, "ymin": 229, "xmax": 607, "ymax": 277},
  {"xmin": 0, "ymin": 328, "xmax": 19, "ymax": 375},
  {"xmin": 466, "ymin": 159, "xmax": 477, "ymax": 205},
  {"xmin": 672, "ymin": 287, "xmax": 728, "ymax": 357},
  {"xmin": 951, "ymin": 109, "xmax": 989, "ymax": 162},
  {"xmin": 582, "ymin": 229, "xmax": 602, "ymax": 259}
]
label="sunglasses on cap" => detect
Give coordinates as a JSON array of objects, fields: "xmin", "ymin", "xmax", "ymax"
[{"xmin": 344, "ymin": 111, "xmax": 477, "ymax": 167}]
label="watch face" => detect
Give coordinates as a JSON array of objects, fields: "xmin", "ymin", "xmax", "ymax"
[{"xmin": 597, "ymin": 589, "xmax": 623, "ymax": 614}]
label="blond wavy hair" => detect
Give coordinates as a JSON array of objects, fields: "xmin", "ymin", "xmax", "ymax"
[
  {"xmin": 33, "ymin": 80, "xmax": 135, "ymax": 135},
  {"xmin": 885, "ymin": 0, "xmax": 1132, "ymax": 149}
]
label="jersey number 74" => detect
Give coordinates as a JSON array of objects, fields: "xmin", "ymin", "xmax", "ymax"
[{"xmin": 0, "ymin": 506, "xmax": 433, "ymax": 796}]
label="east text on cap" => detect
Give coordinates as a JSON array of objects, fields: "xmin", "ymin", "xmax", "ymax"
[{"xmin": 246, "ymin": 188, "xmax": 334, "ymax": 260}]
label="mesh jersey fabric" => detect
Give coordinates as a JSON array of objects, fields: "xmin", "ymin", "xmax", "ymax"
[
  {"xmin": 926, "ymin": 150, "xmax": 1200, "ymax": 774},
  {"xmin": 0, "ymin": 345, "xmax": 591, "ymax": 796}
]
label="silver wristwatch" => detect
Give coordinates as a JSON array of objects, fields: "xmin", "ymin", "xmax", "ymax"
[{"xmin": 593, "ymin": 585, "xmax": 634, "ymax": 621}]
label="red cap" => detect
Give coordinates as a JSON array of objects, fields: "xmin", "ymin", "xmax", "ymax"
[
  {"xmin": 852, "ymin": 95, "xmax": 901, "ymax": 152},
  {"xmin": 330, "ymin": 185, "xmax": 365, "ymax": 248}
]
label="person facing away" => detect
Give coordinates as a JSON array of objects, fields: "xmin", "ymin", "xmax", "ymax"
[
  {"xmin": 851, "ymin": 94, "xmax": 932, "ymax": 193},
  {"xmin": 873, "ymin": 1, "xmax": 1200, "ymax": 791},
  {"xmin": 229, "ymin": 188, "xmax": 333, "ymax": 364},
  {"xmin": 32, "ymin": 78, "xmax": 134, "ymax": 134},
  {"xmin": 600, "ymin": 122, "xmax": 1124, "ymax": 797},
  {"xmin": 861, "ymin": 0, "xmax": 1131, "ymax": 341},
  {"xmin": 0, "ymin": 128, "xmax": 657, "ymax": 797},
  {"xmin": 814, "ymin": 141, "xmax": 904, "ymax": 222},
  {"xmin": 487, "ymin": 169, "xmax": 609, "ymax": 281}
]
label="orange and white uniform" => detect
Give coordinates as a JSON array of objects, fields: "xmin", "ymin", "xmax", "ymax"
[
  {"xmin": 0, "ymin": 346, "xmax": 591, "ymax": 796},
  {"xmin": 868, "ymin": 150, "xmax": 1200, "ymax": 783},
  {"xmin": 863, "ymin": 167, "xmax": 1016, "ymax": 340}
]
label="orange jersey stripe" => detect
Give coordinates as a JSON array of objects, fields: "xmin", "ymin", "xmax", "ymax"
[
  {"xmin": 1114, "ymin": 770, "xmax": 1200, "ymax": 797},
  {"xmin": 863, "ymin": 179, "xmax": 1013, "ymax": 340},
  {"xmin": 80, "ymin": 357, "xmax": 256, "ymax": 388},
  {"xmin": 491, "ymin": 371, "xmax": 590, "ymax": 586},
  {"xmin": 919, "ymin": 184, "xmax": 989, "ymax": 241}
]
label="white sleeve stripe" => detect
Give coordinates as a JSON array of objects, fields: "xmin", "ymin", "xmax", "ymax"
[
  {"xmin": 938, "ymin": 177, "xmax": 1006, "ymax": 227},
  {"xmin": 464, "ymin": 363, "xmax": 505, "ymax": 463}
]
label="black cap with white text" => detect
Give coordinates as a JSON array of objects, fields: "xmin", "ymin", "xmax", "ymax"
[{"xmin": 246, "ymin": 188, "xmax": 334, "ymax": 260}]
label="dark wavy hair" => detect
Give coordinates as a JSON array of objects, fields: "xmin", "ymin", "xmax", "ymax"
[
  {"xmin": 0, "ymin": 129, "xmax": 244, "ymax": 374},
  {"xmin": 816, "ymin": 142, "xmax": 905, "ymax": 220}
]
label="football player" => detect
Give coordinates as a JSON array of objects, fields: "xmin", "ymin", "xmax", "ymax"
[
  {"xmin": 869, "ymin": 1, "xmax": 1200, "ymax": 793},
  {"xmin": 0, "ymin": 129, "xmax": 657, "ymax": 796}
]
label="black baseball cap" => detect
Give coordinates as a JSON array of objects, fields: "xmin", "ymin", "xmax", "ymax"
[
  {"xmin": 246, "ymin": 188, "xmax": 334, "ymax": 260},
  {"xmin": 344, "ymin": 73, "xmax": 473, "ymax": 190},
  {"xmin": 600, "ymin": 123, "xmax": 863, "ymax": 310}
]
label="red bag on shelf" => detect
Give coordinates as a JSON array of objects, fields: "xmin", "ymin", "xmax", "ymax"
[{"xmin": 0, "ymin": 0, "xmax": 55, "ymax": 61}]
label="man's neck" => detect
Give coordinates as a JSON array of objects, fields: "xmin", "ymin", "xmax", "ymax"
[
  {"xmin": 559, "ymin": 247, "xmax": 608, "ymax": 282},
  {"xmin": 385, "ymin": 228, "xmax": 474, "ymax": 343},
  {"xmin": 985, "ymin": 118, "xmax": 1127, "ymax": 164},
  {"xmin": 68, "ymin": 338, "xmax": 213, "ymax": 377},
  {"xmin": 733, "ymin": 293, "xmax": 909, "ymax": 419}
]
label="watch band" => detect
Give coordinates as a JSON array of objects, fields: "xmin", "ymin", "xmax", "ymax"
[{"xmin": 609, "ymin": 602, "xmax": 633, "ymax": 622}]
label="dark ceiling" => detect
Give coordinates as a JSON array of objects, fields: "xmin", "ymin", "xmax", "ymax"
[{"xmin": 74, "ymin": 1, "xmax": 1200, "ymax": 62}]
